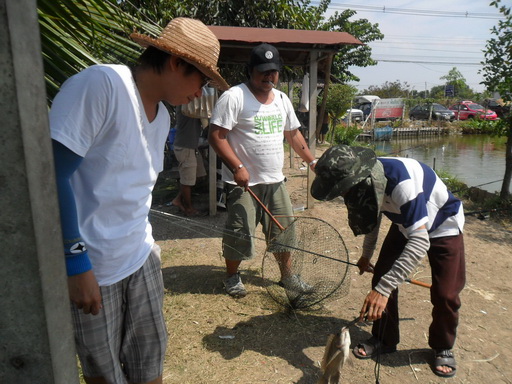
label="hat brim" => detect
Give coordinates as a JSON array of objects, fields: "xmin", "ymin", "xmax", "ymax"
[
  {"xmin": 311, "ymin": 146, "xmax": 376, "ymax": 201},
  {"xmin": 130, "ymin": 33, "xmax": 230, "ymax": 91},
  {"xmin": 254, "ymin": 62, "xmax": 280, "ymax": 72}
]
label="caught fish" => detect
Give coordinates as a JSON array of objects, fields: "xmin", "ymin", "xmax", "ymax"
[{"xmin": 317, "ymin": 326, "xmax": 351, "ymax": 384}]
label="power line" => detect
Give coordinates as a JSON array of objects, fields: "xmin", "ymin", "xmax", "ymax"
[
  {"xmin": 312, "ymin": 2, "xmax": 503, "ymax": 20},
  {"xmin": 373, "ymin": 58, "xmax": 482, "ymax": 66}
]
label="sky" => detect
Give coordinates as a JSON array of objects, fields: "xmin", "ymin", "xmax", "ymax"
[{"xmin": 311, "ymin": 1, "xmax": 503, "ymax": 94}]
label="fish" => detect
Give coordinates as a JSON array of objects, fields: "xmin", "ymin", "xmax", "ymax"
[{"xmin": 317, "ymin": 326, "xmax": 351, "ymax": 384}]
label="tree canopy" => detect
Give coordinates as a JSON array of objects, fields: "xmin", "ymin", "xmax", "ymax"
[{"xmin": 38, "ymin": 0, "xmax": 384, "ymax": 99}]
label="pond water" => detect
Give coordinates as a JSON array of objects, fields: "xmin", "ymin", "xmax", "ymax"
[{"xmin": 370, "ymin": 134, "xmax": 508, "ymax": 193}]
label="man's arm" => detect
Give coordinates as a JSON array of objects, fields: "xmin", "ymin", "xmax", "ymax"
[
  {"xmin": 359, "ymin": 225, "xmax": 430, "ymax": 321},
  {"xmin": 208, "ymin": 124, "xmax": 249, "ymax": 189},
  {"xmin": 283, "ymin": 129, "xmax": 317, "ymax": 171},
  {"xmin": 53, "ymin": 140, "xmax": 102, "ymax": 315}
]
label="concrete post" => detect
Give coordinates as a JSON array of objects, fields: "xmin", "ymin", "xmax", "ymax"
[
  {"xmin": 0, "ymin": 1, "xmax": 79, "ymax": 383},
  {"xmin": 307, "ymin": 51, "xmax": 318, "ymax": 209}
]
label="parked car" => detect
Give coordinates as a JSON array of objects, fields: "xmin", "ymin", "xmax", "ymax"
[
  {"xmin": 354, "ymin": 95, "xmax": 380, "ymax": 120},
  {"xmin": 481, "ymin": 98, "xmax": 510, "ymax": 119},
  {"xmin": 409, "ymin": 103, "xmax": 455, "ymax": 121},
  {"xmin": 342, "ymin": 108, "xmax": 364, "ymax": 123},
  {"xmin": 448, "ymin": 101, "xmax": 498, "ymax": 120}
]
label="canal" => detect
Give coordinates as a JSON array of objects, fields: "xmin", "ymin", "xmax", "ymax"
[{"xmin": 370, "ymin": 134, "xmax": 508, "ymax": 193}]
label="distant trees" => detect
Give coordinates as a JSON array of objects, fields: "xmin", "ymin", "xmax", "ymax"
[
  {"xmin": 438, "ymin": 67, "xmax": 474, "ymax": 100},
  {"xmin": 360, "ymin": 80, "xmax": 412, "ymax": 98}
]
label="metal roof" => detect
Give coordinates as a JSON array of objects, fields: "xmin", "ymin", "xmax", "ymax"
[{"xmin": 208, "ymin": 25, "xmax": 363, "ymax": 67}]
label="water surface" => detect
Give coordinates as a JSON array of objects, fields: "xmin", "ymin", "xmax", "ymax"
[{"xmin": 371, "ymin": 135, "xmax": 507, "ymax": 193}]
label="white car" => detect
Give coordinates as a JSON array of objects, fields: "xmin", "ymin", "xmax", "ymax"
[{"xmin": 343, "ymin": 108, "xmax": 364, "ymax": 122}]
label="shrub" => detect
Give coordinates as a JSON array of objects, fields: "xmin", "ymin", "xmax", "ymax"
[{"xmin": 331, "ymin": 123, "xmax": 363, "ymax": 145}]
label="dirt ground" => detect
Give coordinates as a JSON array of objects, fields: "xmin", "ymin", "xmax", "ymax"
[{"xmin": 150, "ymin": 146, "xmax": 512, "ymax": 384}]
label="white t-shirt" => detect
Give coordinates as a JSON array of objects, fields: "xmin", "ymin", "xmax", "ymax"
[
  {"xmin": 50, "ymin": 64, "xmax": 170, "ymax": 286},
  {"xmin": 210, "ymin": 83, "xmax": 301, "ymax": 185}
]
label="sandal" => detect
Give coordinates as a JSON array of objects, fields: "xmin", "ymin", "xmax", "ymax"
[
  {"xmin": 352, "ymin": 336, "xmax": 397, "ymax": 360},
  {"xmin": 433, "ymin": 349, "xmax": 457, "ymax": 378}
]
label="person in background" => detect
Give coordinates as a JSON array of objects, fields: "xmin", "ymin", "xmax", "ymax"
[
  {"xmin": 316, "ymin": 111, "xmax": 329, "ymax": 144},
  {"xmin": 311, "ymin": 145, "xmax": 465, "ymax": 379},
  {"xmin": 171, "ymin": 105, "xmax": 207, "ymax": 216},
  {"xmin": 50, "ymin": 18, "xmax": 228, "ymax": 384},
  {"xmin": 209, "ymin": 43, "xmax": 318, "ymax": 298}
]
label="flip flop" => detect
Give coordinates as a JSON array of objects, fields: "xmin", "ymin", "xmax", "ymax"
[
  {"xmin": 433, "ymin": 349, "xmax": 457, "ymax": 378},
  {"xmin": 352, "ymin": 336, "xmax": 397, "ymax": 360}
]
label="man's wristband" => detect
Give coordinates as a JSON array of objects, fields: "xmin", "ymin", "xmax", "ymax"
[
  {"xmin": 232, "ymin": 163, "xmax": 244, "ymax": 173},
  {"xmin": 309, "ymin": 159, "xmax": 318, "ymax": 167}
]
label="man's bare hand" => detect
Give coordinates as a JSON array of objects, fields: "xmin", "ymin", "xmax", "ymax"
[
  {"xmin": 234, "ymin": 167, "xmax": 250, "ymax": 190},
  {"xmin": 356, "ymin": 257, "xmax": 375, "ymax": 275},
  {"xmin": 68, "ymin": 270, "xmax": 102, "ymax": 315},
  {"xmin": 360, "ymin": 289, "xmax": 388, "ymax": 321}
]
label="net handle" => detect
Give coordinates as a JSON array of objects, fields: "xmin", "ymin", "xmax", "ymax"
[
  {"xmin": 223, "ymin": 160, "xmax": 285, "ymax": 231},
  {"xmin": 246, "ymin": 187, "xmax": 285, "ymax": 231}
]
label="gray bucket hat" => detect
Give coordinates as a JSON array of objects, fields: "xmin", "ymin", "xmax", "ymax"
[{"xmin": 311, "ymin": 145, "xmax": 386, "ymax": 235}]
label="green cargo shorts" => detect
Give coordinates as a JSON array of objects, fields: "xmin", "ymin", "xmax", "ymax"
[{"xmin": 222, "ymin": 182, "xmax": 294, "ymax": 260}]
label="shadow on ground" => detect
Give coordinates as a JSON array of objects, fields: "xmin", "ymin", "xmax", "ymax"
[{"xmin": 201, "ymin": 311, "xmax": 429, "ymax": 383}]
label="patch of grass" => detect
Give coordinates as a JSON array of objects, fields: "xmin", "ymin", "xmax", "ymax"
[
  {"xmin": 436, "ymin": 169, "xmax": 470, "ymax": 200},
  {"xmin": 436, "ymin": 169, "xmax": 512, "ymax": 224}
]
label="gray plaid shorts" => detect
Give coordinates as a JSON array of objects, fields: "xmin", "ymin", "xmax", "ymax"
[{"xmin": 71, "ymin": 245, "xmax": 167, "ymax": 383}]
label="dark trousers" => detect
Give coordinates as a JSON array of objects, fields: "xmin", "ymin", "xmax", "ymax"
[{"xmin": 372, "ymin": 224, "xmax": 465, "ymax": 350}]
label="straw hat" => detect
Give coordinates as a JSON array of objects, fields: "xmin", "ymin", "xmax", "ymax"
[{"xmin": 130, "ymin": 18, "xmax": 229, "ymax": 91}]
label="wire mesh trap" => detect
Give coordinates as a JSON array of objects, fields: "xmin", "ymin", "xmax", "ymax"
[{"xmin": 262, "ymin": 216, "xmax": 351, "ymax": 310}]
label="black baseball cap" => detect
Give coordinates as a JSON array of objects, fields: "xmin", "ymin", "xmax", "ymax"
[{"xmin": 248, "ymin": 43, "xmax": 281, "ymax": 72}]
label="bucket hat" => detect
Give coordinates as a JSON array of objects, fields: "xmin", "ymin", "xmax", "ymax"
[
  {"xmin": 311, "ymin": 145, "xmax": 387, "ymax": 235},
  {"xmin": 130, "ymin": 18, "xmax": 229, "ymax": 91}
]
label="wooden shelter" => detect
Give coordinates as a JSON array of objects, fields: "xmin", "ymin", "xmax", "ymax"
[{"xmin": 207, "ymin": 25, "xmax": 363, "ymax": 214}]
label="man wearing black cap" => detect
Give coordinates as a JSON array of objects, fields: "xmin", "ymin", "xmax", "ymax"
[
  {"xmin": 209, "ymin": 43, "xmax": 317, "ymax": 298},
  {"xmin": 311, "ymin": 145, "xmax": 465, "ymax": 378}
]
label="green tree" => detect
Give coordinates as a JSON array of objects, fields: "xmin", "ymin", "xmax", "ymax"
[
  {"xmin": 38, "ymin": 0, "xmax": 159, "ymax": 100},
  {"xmin": 319, "ymin": 9, "xmax": 384, "ymax": 83},
  {"xmin": 38, "ymin": 0, "xmax": 383, "ymax": 101},
  {"xmin": 481, "ymin": 0, "xmax": 512, "ymax": 198},
  {"xmin": 118, "ymin": 1, "xmax": 384, "ymax": 84},
  {"xmin": 323, "ymin": 83, "xmax": 359, "ymax": 122},
  {"xmin": 440, "ymin": 67, "xmax": 474, "ymax": 100},
  {"xmin": 361, "ymin": 80, "xmax": 412, "ymax": 99}
]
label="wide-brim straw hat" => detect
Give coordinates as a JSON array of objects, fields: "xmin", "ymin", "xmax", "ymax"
[{"xmin": 130, "ymin": 18, "xmax": 229, "ymax": 91}]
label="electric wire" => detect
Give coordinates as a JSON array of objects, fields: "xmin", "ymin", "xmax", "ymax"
[{"xmin": 311, "ymin": 2, "xmax": 503, "ymax": 20}]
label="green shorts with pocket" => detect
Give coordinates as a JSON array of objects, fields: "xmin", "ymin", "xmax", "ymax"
[{"xmin": 222, "ymin": 181, "xmax": 294, "ymax": 261}]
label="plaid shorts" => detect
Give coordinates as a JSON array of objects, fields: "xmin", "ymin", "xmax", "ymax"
[{"xmin": 71, "ymin": 245, "xmax": 168, "ymax": 383}]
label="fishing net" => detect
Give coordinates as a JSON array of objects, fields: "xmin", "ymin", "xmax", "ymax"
[{"xmin": 262, "ymin": 216, "xmax": 351, "ymax": 310}]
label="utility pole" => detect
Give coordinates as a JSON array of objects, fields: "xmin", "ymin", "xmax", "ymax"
[{"xmin": 0, "ymin": 1, "xmax": 79, "ymax": 382}]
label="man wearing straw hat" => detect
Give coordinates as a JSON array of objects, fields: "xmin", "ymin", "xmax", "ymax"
[
  {"xmin": 311, "ymin": 145, "xmax": 465, "ymax": 378},
  {"xmin": 209, "ymin": 43, "xmax": 317, "ymax": 298},
  {"xmin": 50, "ymin": 18, "xmax": 228, "ymax": 384}
]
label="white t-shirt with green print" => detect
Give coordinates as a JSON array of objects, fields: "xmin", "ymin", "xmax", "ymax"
[{"xmin": 211, "ymin": 83, "xmax": 301, "ymax": 186}]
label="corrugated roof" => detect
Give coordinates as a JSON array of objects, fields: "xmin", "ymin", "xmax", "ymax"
[{"xmin": 208, "ymin": 25, "xmax": 363, "ymax": 67}]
